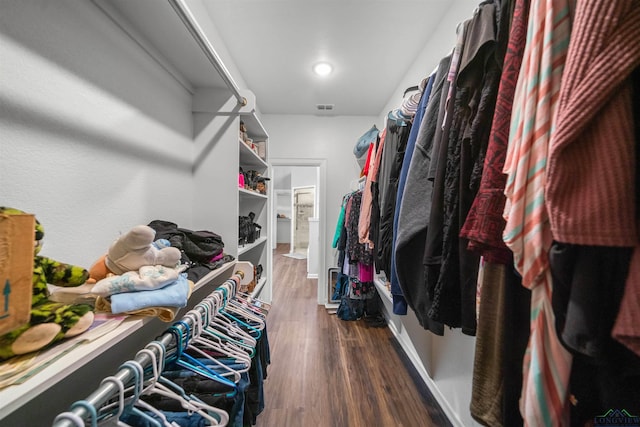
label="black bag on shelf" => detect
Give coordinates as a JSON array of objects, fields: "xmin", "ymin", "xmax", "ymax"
[
  {"xmin": 239, "ymin": 212, "xmax": 261, "ymax": 245},
  {"xmin": 148, "ymin": 220, "xmax": 224, "ymax": 261}
]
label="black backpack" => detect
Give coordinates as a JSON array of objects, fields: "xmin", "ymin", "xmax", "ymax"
[{"xmin": 239, "ymin": 212, "xmax": 261, "ymax": 245}]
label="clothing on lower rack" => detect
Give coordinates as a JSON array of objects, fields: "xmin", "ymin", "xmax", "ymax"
[{"xmin": 52, "ymin": 272, "xmax": 271, "ymax": 427}]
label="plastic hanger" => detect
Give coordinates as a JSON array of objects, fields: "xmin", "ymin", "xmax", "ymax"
[
  {"xmin": 169, "ymin": 323, "xmax": 238, "ymax": 390},
  {"xmin": 101, "ymin": 376, "xmax": 125, "ymax": 417},
  {"xmin": 199, "ymin": 320, "xmax": 254, "ymax": 360},
  {"xmin": 202, "ymin": 326, "xmax": 254, "ymax": 358},
  {"xmin": 207, "ymin": 291, "xmax": 257, "ymax": 347},
  {"xmin": 207, "ymin": 310, "xmax": 257, "ymax": 351},
  {"xmin": 226, "ymin": 299, "xmax": 266, "ymax": 328},
  {"xmin": 67, "ymin": 400, "xmax": 98, "ymax": 427},
  {"xmin": 195, "ymin": 293, "xmax": 255, "ymax": 362},
  {"xmin": 95, "ymin": 375, "xmax": 139, "ymax": 427},
  {"xmin": 134, "ymin": 349, "xmax": 179, "ymax": 427},
  {"xmin": 219, "ymin": 307, "xmax": 262, "ymax": 339},
  {"xmin": 234, "ymin": 291, "xmax": 270, "ymax": 315},
  {"xmin": 183, "ymin": 310, "xmax": 244, "ymax": 379},
  {"xmin": 210, "ymin": 318, "xmax": 259, "ymax": 352},
  {"xmin": 53, "ymin": 412, "xmax": 86, "ymax": 427},
  {"xmin": 118, "ymin": 361, "xmax": 163, "ymax": 427},
  {"xmin": 137, "ymin": 342, "xmax": 229, "ymax": 426},
  {"xmin": 234, "ymin": 294, "xmax": 269, "ymax": 316}
]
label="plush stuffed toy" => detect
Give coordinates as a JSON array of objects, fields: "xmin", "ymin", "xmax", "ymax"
[
  {"xmin": 88, "ymin": 225, "xmax": 181, "ymax": 283},
  {"xmin": 0, "ymin": 207, "xmax": 95, "ymax": 361}
]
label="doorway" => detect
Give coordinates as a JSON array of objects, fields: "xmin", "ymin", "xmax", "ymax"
[
  {"xmin": 270, "ymin": 158, "xmax": 327, "ymax": 306},
  {"xmin": 292, "ymin": 185, "xmax": 315, "ymax": 255}
]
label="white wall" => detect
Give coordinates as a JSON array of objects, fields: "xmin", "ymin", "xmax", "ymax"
[
  {"xmin": 273, "ymin": 167, "xmax": 293, "ymax": 190},
  {"xmin": 0, "ymin": 0, "xmax": 195, "ymax": 268},
  {"xmin": 263, "ymin": 114, "xmax": 376, "ymax": 299},
  {"xmin": 378, "ymin": 0, "xmax": 477, "ymax": 126},
  {"xmin": 291, "ymin": 167, "xmax": 317, "ymax": 190}
]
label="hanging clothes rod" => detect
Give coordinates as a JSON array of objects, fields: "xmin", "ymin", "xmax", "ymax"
[
  {"xmin": 52, "ymin": 271, "xmax": 244, "ymax": 427},
  {"xmin": 167, "ymin": 0, "xmax": 248, "ymax": 107}
]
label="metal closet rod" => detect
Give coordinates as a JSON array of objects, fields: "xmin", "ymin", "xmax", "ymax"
[
  {"xmin": 168, "ymin": 0, "xmax": 247, "ymax": 107},
  {"xmin": 52, "ymin": 272, "xmax": 242, "ymax": 427}
]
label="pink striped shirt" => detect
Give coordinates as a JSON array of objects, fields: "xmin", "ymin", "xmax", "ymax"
[{"xmin": 502, "ymin": 0, "xmax": 573, "ymax": 425}]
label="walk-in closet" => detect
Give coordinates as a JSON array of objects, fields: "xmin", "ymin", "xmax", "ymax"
[{"xmin": 2, "ymin": 0, "xmax": 639, "ymax": 426}]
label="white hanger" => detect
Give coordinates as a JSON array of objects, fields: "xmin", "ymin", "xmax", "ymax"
[
  {"xmin": 143, "ymin": 328, "xmax": 231, "ymax": 426},
  {"xmin": 209, "ymin": 309, "xmax": 257, "ymax": 349},
  {"xmin": 234, "ymin": 290, "xmax": 271, "ymax": 314},
  {"xmin": 182, "ymin": 310, "xmax": 244, "ymax": 381},
  {"xmin": 191, "ymin": 308, "xmax": 250, "ymax": 368},
  {"xmin": 98, "ymin": 376, "xmax": 125, "ymax": 424},
  {"xmin": 118, "ymin": 360, "xmax": 163, "ymax": 427},
  {"xmin": 226, "ymin": 299, "xmax": 266, "ymax": 329},
  {"xmin": 134, "ymin": 349, "xmax": 178, "ymax": 427},
  {"xmin": 198, "ymin": 294, "xmax": 254, "ymax": 366},
  {"xmin": 53, "ymin": 412, "xmax": 85, "ymax": 427}
]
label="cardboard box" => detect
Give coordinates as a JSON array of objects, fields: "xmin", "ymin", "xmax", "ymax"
[{"xmin": 0, "ymin": 213, "xmax": 34, "ymax": 335}]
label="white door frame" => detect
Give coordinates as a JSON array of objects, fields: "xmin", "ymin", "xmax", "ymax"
[{"xmin": 270, "ymin": 158, "xmax": 327, "ymax": 306}]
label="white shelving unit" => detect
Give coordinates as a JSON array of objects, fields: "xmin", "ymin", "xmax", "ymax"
[
  {"xmin": 374, "ymin": 275, "xmax": 393, "ymax": 303},
  {"xmin": 252, "ymin": 277, "xmax": 268, "ymax": 298},
  {"xmin": 239, "ymin": 187, "xmax": 269, "ymax": 200},
  {"xmin": 238, "ymin": 115, "xmax": 272, "ymax": 302},
  {"xmin": 238, "ymin": 236, "xmax": 268, "ymax": 256}
]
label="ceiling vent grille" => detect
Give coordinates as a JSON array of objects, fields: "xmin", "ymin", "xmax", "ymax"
[{"xmin": 316, "ymin": 104, "xmax": 334, "ymax": 111}]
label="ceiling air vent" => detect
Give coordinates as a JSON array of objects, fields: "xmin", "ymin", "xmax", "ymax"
[{"xmin": 316, "ymin": 104, "xmax": 335, "ymax": 111}]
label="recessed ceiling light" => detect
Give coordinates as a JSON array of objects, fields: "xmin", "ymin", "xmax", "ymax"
[{"xmin": 313, "ymin": 62, "xmax": 333, "ymax": 77}]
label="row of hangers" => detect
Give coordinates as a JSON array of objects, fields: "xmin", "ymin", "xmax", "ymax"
[{"xmin": 52, "ymin": 271, "xmax": 270, "ymax": 427}]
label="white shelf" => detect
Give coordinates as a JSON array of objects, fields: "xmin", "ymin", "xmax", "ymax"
[
  {"xmin": 93, "ymin": 0, "xmax": 230, "ymax": 92},
  {"xmin": 0, "ymin": 260, "xmax": 236, "ymax": 420},
  {"xmin": 239, "ymin": 187, "xmax": 268, "ymax": 200},
  {"xmin": 374, "ymin": 276, "xmax": 392, "ymax": 303},
  {"xmin": 239, "ymin": 139, "xmax": 268, "ymax": 169},
  {"xmin": 241, "ymin": 111, "xmax": 269, "ymax": 140},
  {"xmin": 251, "ymin": 276, "xmax": 267, "ymax": 298},
  {"xmin": 238, "ymin": 236, "xmax": 267, "ymax": 255}
]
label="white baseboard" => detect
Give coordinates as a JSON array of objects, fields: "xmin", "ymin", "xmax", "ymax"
[
  {"xmin": 385, "ymin": 319, "xmax": 465, "ymax": 427},
  {"xmin": 306, "ymin": 273, "xmax": 318, "ymax": 279}
]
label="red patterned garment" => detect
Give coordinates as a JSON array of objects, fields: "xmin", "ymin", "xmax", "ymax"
[{"xmin": 460, "ymin": 0, "xmax": 530, "ymax": 265}]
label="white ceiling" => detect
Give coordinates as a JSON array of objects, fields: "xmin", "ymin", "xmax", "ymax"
[{"xmin": 200, "ymin": 0, "xmax": 473, "ymax": 116}]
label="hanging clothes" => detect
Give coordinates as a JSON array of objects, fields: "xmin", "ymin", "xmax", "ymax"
[
  {"xmin": 614, "ymin": 66, "xmax": 640, "ymax": 359},
  {"xmin": 375, "ymin": 113, "xmax": 411, "ymax": 276},
  {"xmin": 467, "ymin": 0, "xmax": 531, "ymax": 425},
  {"xmin": 465, "ymin": 0, "xmax": 533, "ymax": 425},
  {"xmin": 429, "ymin": 0, "xmax": 503, "ymax": 335},
  {"xmin": 542, "ymin": 0, "xmax": 640, "ymax": 422},
  {"xmin": 394, "ymin": 54, "xmax": 451, "ymax": 333},
  {"xmin": 422, "ymin": 18, "xmax": 469, "ymax": 332},
  {"xmin": 501, "ymin": 0, "xmax": 573, "ymax": 424},
  {"xmin": 335, "ymin": 190, "xmax": 378, "ymax": 322},
  {"xmin": 389, "ymin": 75, "xmax": 435, "ymax": 315},
  {"xmin": 358, "ymin": 127, "xmax": 385, "ymax": 248}
]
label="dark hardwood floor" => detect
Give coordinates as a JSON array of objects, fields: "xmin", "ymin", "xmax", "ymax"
[{"xmin": 256, "ymin": 244, "xmax": 451, "ymax": 427}]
